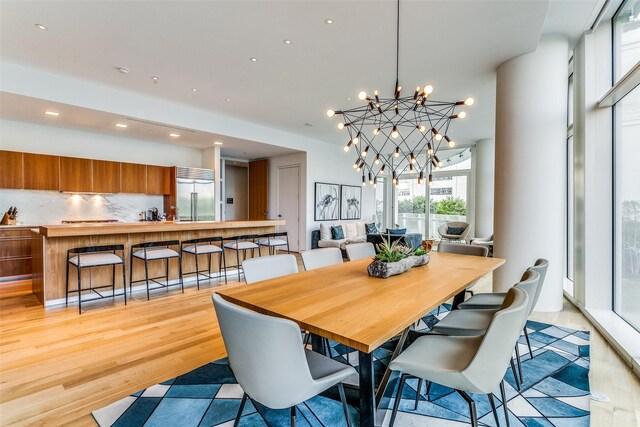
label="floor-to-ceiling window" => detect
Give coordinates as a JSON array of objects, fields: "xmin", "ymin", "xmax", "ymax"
[
  {"xmin": 613, "ymin": 0, "xmax": 640, "ymax": 331},
  {"xmin": 566, "ymin": 57, "xmax": 575, "ymax": 295}
]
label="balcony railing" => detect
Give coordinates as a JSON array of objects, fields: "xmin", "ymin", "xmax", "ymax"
[{"xmin": 397, "ymin": 213, "xmax": 467, "ymax": 239}]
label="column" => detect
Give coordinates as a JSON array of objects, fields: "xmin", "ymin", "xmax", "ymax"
[
  {"xmin": 494, "ymin": 35, "xmax": 569, "ymax": 312},
  {"xmin": 474, "ymin": 138, "xmax": 495, "ymax": 238}
]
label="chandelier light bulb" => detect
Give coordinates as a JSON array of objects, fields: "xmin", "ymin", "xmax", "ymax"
[
  {"xmin": 435, "ymin": 133, "xmax": 443, "ymax": 141},
  {"xmin": 394, "ymin": 147, "xmax": 400, "ymax": 157},
  {"xmin": 356, "ymin": 166, "xmax": 362, "ymax": 172},
  {"xmin": 362, "ymin": 175, "xmax": 366, "ymax": 186},
  {"xmin": 358, "ymin": 91, "xmax": 367, "ymax": 101},
  {"xmin": 373, "ymin": 127, "xmax": 381, "ymax": 135},
  {"xmin": 391, "ymin": 126, "xmax": 399, "ymax": 139},
  {"xmin": 326, "ymin": 109, "xmax": 335, "ymax": 117},
  {"xmin": 428, "ymin": 173, "xmax": 433, "ymax": 186},
  {"xmin": 344, "ymin": 146, "xmax": 350, "ymax": 152},
  {"xmin": 375, "ymin": 154, "xmax": 380, "ymax": 164},
  {"xmin": 438, "ymin": 161, "xmax": 443, "ymax": 167},
  {"xmin": 410, "ymin": 152, "xmax": 416, "ymax": 163},
  {"xmin": 362, "ymin": 146, "xmax": 369, "ymax": 156},
  {"xmin": 423, "ymin": 84, "xmax": 434, "ymax": 95},
  {"xmin": 337, "ymin": 122, "xmax": 345, "ymax": 130},
  {"xmin": 458, "ymin": 111, "xmax": 467, "ymax": 119},
  {"xmin": 464, "ymin": 97, "xmax": 475, "ymax": 106},
  {"xmin": 409, "ymin": 163, "xmax": 414, "ymax": 173},
  {"xmin": 369, "ymin": 172, "xmax": 374, "ymax": 185},
  {"xmin": 373, "ymin": 178, "xmax": 377, "ymax": 188},
  {"xmin": 419, "ymin": 125, "xmax": 426, "ymax": 133},
  {"xmin": 380, "ymin": 164, "xmax": 386, "ymax": 174},
  {"xmin": 396, "ymin": 85, "xmax": 402, "ymax": 93},
  {"xmin": 352, "ymin": 136, "xmax": 359, "ymax": 144},
  {"xmin": 448, "ymin": 139, "xmax": 456, "ymax": 148}
]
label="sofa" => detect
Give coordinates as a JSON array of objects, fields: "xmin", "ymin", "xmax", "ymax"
[{"xmin": 311, "ymin": 221, "xmax": 423, "ymax": 252}]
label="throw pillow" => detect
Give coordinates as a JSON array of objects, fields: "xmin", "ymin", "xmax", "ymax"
[
  {"xmin": 386, "ymin": 228, "xmax": 407, "ymax": 235},
  {"xmin": 365, "ymin": 222, "xmax": 378, "ymax": 234},
  {"xmin": 331, "ymin": 225, "xmax": 345, "ymax": 240},
  {"xmin": 447, "ymin": 226, "xmax": 465, "ymax": 235}
]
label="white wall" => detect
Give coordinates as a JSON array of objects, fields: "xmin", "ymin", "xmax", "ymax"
[
  {"xmin": 224, "ymin": 165, "xmax": 248, "ymax": 220},
  {"xmin": 474, "ymin": 139, "xmax": 495, "ymax": 238},
  {"xmin": 0, "ymin": 119, "xmax": 202, "ymax": 167}
]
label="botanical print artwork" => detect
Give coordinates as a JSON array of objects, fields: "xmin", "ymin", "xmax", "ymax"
[
  {"xmin": 341, "ymin": 185, "xmax": 362, "ymax": 220},
  {"xmin": 314, "ymin": 182, "xmax": 340, "ymax": 221}
]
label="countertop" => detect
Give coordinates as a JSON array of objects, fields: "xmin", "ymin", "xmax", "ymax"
[{"xmin": 37, "ymin": 220, "xmax": 285, "ymax": 238}]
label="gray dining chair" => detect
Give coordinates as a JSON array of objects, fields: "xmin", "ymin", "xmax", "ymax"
[
  {"xmin": 431, "ymin": 269, "xmax": 540, "ymax": 391},
  {"xmin": 436, "ymin": 242, "xmax": 488, "ymax": 312},
  {"xmin": 388, "ymin": 287, "xmax": 529, "ymax": 427},
  {"xmin": 300, "ymin": 247, "xmax": 343, "ymax": 271},
  {"xmin": 213, "ymin": 293, "xmax": 355, "ymax": 427},
  {"xmin": 242, "ymin": 254, "xmax": 298, "ymax": 284},
  {"xmin": 345, "ymin": 242, "xmax": 376, "ymax": 261},
  {"xmin": 458, "ymin": 258, "xmax": 549, "ymax": 360}
]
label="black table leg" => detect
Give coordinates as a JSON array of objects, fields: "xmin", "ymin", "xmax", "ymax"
[
  {"xmin": 359, "ymin": 351, "xmax": 376, "ymax": 427},
  {"xmin": 451, "ymin": 289, "xmax": 466, "ymax": 310},
  {"xmin": 375, "ymin": 326, "xmax": 411, "ymax": 407},
  {"xmin": 310, "ymin": 333, "xmax": 324, "ymax": 354}
]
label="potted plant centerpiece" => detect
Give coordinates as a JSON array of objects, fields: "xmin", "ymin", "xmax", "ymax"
[{"xmin": 367, "ymin": 234, "xmax": 430, "ymax": 278}]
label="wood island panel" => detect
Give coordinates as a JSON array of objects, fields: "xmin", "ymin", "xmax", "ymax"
[
  {"xmin": 23, "ymin": 153, "xmax": 60, "ymax": 191},
  {"xmin": 0, "ymin": 150, "xmax": 24, "ymax": 189},
  {"xmin": 33, "ymin": 220, "xmax": 284, "ymax": 304},
  {"xmin": 92, "ymin": 160, "xmax": 121, "ymax": 193},
  {"xmin": 59, "ymin": 156, "xmax": 92, "ymax": 192},
  {"xmin": 120, "ymin": 163, "xmax": 147, "ymax": 193}
]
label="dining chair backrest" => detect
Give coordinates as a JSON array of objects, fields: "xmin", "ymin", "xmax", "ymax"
[
  {"xmin": 212, "ymin": 293, "xmax": 314, "ymax": 409},
  {"xmin": 345, "ymin": 242, "xmax": 376, "ymax": 261},
  {"xmin": 462, "ymin": 287, "xmax": 529, "ymax": 393},
  {"xmin": 242, "ymin": 254, "xmax": 298, "ymax": 284},
  {"xmin": 300, "ymin": 247, "xmax": 343, "ymax": 271},
  {"xmin": 528, "ymin": 258, "xmax": 549, "ymax": 311},
  {"xmin": 512, "ymin": 270, "xmax": 540, "ymax": 319},
  {"xmin": 438, "ymin": 242, "xmax": 488, "ymax": 257}
]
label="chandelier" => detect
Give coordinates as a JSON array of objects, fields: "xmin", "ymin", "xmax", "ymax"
[{"xmin": 326, "ymin": 0, "xmax": 475, "ymax": 188}]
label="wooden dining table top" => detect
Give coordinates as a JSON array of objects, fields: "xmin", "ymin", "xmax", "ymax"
[{"xmin": 215, "ymin": 252, "xmax": 505, "ymax": 353}]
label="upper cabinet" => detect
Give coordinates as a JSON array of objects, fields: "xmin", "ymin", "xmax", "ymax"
[
  {"xmin": 23, "ymin": 153, "xmax": 60, "ymax": 191},
  {"xmin": 92, "ymin": 160, "xmax": 121, "ymax": 193},
  {"xmin": 0, "ymin": 150, "xmax": 24, "ymax": 189},
  {"xmin": 60, "ymin": 157, "xmax": 92, "ymax": 192},
  {"xmin": 120, "ymin": 162, "xmax": 147, "ymax": 194},
  {"xmin": 146, "ymin": 165, "xmax": 169, "ymax": 195}
]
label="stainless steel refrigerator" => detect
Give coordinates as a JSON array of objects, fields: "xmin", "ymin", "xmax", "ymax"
[{"xmin": 176, "ymin": 167, "xmax": 215, "ymax": 221}]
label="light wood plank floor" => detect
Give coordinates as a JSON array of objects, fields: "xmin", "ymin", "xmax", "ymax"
[{"xmin": 1, "ymin": 264, "xmax": 639, "ymax": 426}]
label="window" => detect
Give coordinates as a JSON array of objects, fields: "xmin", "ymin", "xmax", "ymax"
[
  {"xmin": 375, "ymin": 177, "xmax": 385, "ymax": 229},
  {"xmin": 566, "ymin": 58, "xmax": 575, "ymax": 290},
  {"xmin": 614, "ymin": 86, "xmax": 640, "ymax": 331},
  {"xmin": 613, "ymin": 0, "xmax": 640, "ymax": 82}
]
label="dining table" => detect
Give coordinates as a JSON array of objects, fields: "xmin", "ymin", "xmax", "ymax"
[{"xmin": 215, "ymin": 251, "xmax": 505, "ymax": 426}]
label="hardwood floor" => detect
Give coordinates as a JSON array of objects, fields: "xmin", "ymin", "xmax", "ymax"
[{"xmin": 1, "ymin": 265, "xmax": 639, "ymax": 426}]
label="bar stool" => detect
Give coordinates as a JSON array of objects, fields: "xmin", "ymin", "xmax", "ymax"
[
  {"xmin": 130, "ymin": 240, "xmax": 183, "ymax": 300},
  {"xmin": 223, "ymin": 234, "xmax": 260, "ymax": 281},
  {"xmin": 181, "ymin": 237, "xmax": 227, "ymax": 288},
  {"xmin": 257, "ymin": 231, "xmax": 290, "ymax": 255},
  {"xmin": 65, "ymin": 244, "xmax": 126, "ymax": 314}
]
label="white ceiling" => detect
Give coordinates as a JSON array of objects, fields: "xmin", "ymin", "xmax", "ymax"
[
  {"xmin": 0, "ymin": 0, "xmax": 600, "ymax": 150},
  {"xmin": 0, "ymin": 92, "xmax": 301, "ymax": 160}
]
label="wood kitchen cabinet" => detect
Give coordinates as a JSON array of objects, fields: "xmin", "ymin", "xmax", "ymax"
[
  {"xmin": 120, "ymin": 162, "xmax": 147, "ymax": 193},
  {"xmin": 23, "ymin": 153, "xmax": 60, "ymax": 191},
  {"xmin": 0, "ymin": 150, "xmax": 24, "ymax": 189},
  {"xmin": 92, "ymin": 160, "xmax": 121, "ymax": 193},
  {"xmin": 60, "ymin": 157, "xmax": 92, "ymax": 192},
  {"xmin": 146, "ymin": 165, "xmax": 169, "ymax": 195}
]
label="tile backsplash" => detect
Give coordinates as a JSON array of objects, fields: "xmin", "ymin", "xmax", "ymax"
[{"xmin": 0, "ymin": 189, "xmax": 164, "ymax": 226}]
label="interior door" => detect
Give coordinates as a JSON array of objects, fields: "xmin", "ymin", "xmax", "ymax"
[
  {"xmin": 248, "ymin": 159, "xmax": 269, "ymax": 220},
  {"xmin": 277, "ymin": 165, "xmax": 300, "ymax": 252}
]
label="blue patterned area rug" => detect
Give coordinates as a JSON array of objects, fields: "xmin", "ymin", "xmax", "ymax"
[{"xmin": 93, "ymin": 305, "xmax": 590, "ymax": 426}]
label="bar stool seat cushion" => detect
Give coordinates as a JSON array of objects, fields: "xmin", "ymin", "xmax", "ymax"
[
  {"xmin": 182, "ymin": 244, "xmax": 223, "ymax": 254},
  {"xmin": 133, "ymin": 247, "xmax": 180, "ymax": 260},
  {"xmin": 224, "ymin": 241, "xmax": 259, "ymax": 250},
  {"xmin": 257, "ymin": 238, "xmax": 287, "ymax": 246},
  {"xmin": 69, "ymin": 253, "xmax": 123, "ymax": 267}
]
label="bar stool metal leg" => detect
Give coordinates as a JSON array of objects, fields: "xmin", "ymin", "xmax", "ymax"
[
  {"xmin": 144, "ymin": 258, "xmax": 150, "ymax": 300},
  {"xmin": 194, "ymin": 252, "xmax": 201, "ymax": 289},
  {"xmin": 77, "ymin": 264, "xmax": 82, "ymax": 315},
  {"xmin": 122, "ymin": 261, "xmax": 127, "ymax": 305},
  {"xmin": 221, "ymin": 250, "xmax": 227, "ymax": 284},
  {"xmin": 179, "ymin": 253, "xmax": 184, "ymax": 292},
  {"xmin": 65, "ymin": 259, "xmax": 70, "ymax": 307},
  {"xmin": 129, "ymin": 252, "xmax": 134, "ymax": 297}
]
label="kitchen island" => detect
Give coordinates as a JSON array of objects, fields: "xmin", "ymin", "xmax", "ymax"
[{"xmin": 32, "ymin": 220, "xmax": 285, "ymax": 306}]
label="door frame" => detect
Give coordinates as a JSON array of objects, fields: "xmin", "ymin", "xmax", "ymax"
[{"xmin": 276, "ymin": 164, "xmax": 302, "ymax": 252}]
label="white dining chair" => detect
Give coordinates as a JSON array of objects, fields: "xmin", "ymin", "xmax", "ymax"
[
  {"xmin": 388, "ymin": 287, "xmax": 529, "ymax": 427},
  {"xmin": 345, "ymin": 242, "xmax": 376, "ymax": 261},
  {"xmin": 242, "ymin": 254, "xmax": 298, "ymax": 284},
  {"xmin": 212, "ymin": 293, "xmax": 355, "ymax": 427},
  {"xmin": 300, "ymin": 247, "xmax": 343, "ymax": 271}
]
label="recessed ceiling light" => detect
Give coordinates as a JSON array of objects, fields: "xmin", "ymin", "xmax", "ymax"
[
  {"xmin": 116, "ymin": 66, "xmax": 129, "ymax": 75},
  {"xmin": 192, "ymin": 88, "xmax": 197, "ymax": 92},
  {"xmin": 151, "ymin": 76, "xmax": 159, "ymax": 83},
  {"xmin": 283, "ymin": 39, "xmax": 292, "ymax": 45},
  {"xmin": 214, "ymin": 141, "xmax": 223, "ymax": 145},
  {"xmin": 45, "ymin": 111, "xmax": 59, "ymax": 116},
  {"xmin": 249, "ymin": 57, "xmax": 257, "ymax": 62},
  {"xmin": 115, "ymin": 123, "xmax": 128, "ymax": 128},
  {"xmin": 346, "ymin": 97, "xmax": 351, "ymax": 101},
  {"xmin": 35, "ymin": 24, "xmax": 47, "ymax": 30},
  {"xmin": 225, "ymin": 98, "xmax": 231, "ymax": 102},
  {"xmin": 169, "ymin": 133, "xmax": 180, "ymax": 137},
  {"xmin": 325, "ymin": 19, "xmax": 334, "ymax": 24}
]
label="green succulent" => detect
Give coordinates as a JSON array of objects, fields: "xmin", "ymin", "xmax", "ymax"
[{"xmin": 375, "ymin": 234, "xmax": 410, "ymax": 263}]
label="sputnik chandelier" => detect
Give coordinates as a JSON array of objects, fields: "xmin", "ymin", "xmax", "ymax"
[{"xmin": 325, "ymin": 0, "xmax": 475, "ymax": 188}]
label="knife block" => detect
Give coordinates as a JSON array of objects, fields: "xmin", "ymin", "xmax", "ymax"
[{"xmin": 1, "ymin": 213, "xmax": 16, "ymax": 225}]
